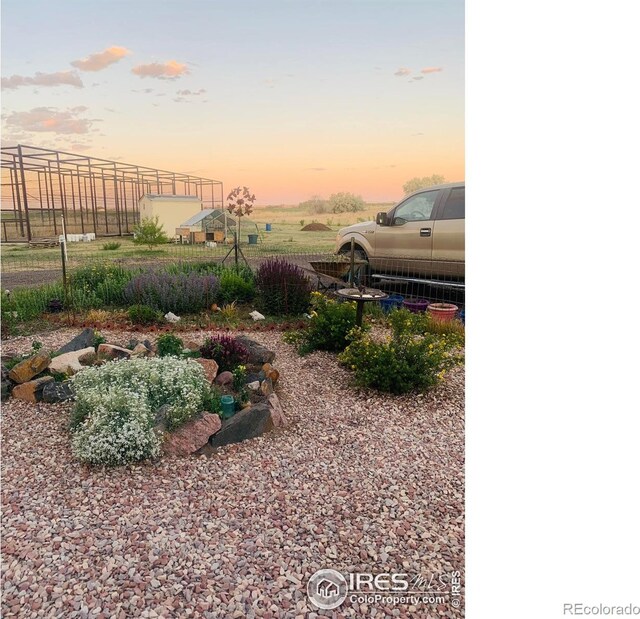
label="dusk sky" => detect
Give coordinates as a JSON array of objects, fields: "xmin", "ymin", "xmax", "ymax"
[{"xmin": 1, "ymin": 0, "xmax": 464, "ymax": 205}]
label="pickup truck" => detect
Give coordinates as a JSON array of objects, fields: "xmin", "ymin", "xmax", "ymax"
[{"xmin": 334, "ymin": 182, "xmax": 464, "ymax": 286}]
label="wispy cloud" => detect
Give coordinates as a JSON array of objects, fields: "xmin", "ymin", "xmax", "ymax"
[
  {"xmin": 412, "ymin": 76, "xmax": 424, "ymax": 81},
  {"xmin": 71, "ymin": 46, "xmax": 131, "ymax": 71},
  {"xmin": 176, "ymin": 88, "xmax": 206, "ymax": 96},
  {"xmin": 1, "ymin": 71, "xmax": 83, "ymax": 90},
  {"xmin": 5, "ymin": 106, "xmax": 96, "ymax": 134},
  {"xmin": 394, "ymin": 68, "xmax": 411, "ymax": 77},
  {"xmin": 308, "ymin": 167, "xmax": 327, "ymax": 172},
  {"xmin": 421, "ymin": 67, "xmax": 443, "ymax": 74},
  {"xmin": 132, "ymin": 61, "xmax": 189, "ymax": 79}
]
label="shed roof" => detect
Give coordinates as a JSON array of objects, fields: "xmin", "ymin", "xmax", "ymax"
[{"xmin": 180, "ymin": 208, "xmax": 235, "ymax": 227}]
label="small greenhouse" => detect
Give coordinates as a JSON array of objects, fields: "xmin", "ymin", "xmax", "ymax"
[{"xmin": 176, "ymin": 209, "xmax": 237, "ymax": 243}]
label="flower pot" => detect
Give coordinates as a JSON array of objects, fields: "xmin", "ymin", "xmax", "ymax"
[
  {"xmin": 379, "ymin": 294, "xmax": 404, "ymax": 314},
  {"xmin": 402, "ymin": 299, "xmax": 430, "ymax": 314},
  {"xmin": 427, "ymin": 302, "xmax": 459, "ymax": 322}
]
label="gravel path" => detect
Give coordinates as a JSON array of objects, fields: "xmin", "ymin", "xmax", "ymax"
[{"xmin": 1, "ymin": 329, "xmax": 465, "ymax": 618}]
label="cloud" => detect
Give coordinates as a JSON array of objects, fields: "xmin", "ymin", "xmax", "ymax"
[
  {"xmin": 176, "ymin": 88, "xmax": 206, "ymax": 95},
  {"xmin": 394, "ymin": 68, "xmax": 411, "ymax": 77},
  {"xmin": 4, "ymin": 107, "xmax": 96, "ymax": 134},
  {"xmin": 69, "ymin": 142, "xmax": 92, "ymax": 152},
  {"xmin": 308, "ymin": 167, "xmax": 327, "ymax": 172},
  {"xmin": 131, "ymin": 60, "xmax": 189, "ymax": 79},
  {"xmin": 421, "ymin": 67, "xmax": 443, "ymax": 74},
  {"xmin": 1, "ymin": 70, "xmax": 83, "ymax": 90},
  {"xmin": 412, "ymin": 76, "xmax": 424, "ymax": 81},
  {"xmin": 71, "ymin": 46, "xmax": 131, "ymax": 71}
]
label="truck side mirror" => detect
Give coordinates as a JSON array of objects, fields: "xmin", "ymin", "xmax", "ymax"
[{"xmin": 376, "ymin": 212, "xmax": 389, "ymax": 226}]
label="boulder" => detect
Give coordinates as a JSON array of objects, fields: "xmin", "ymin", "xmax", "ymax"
[
  {"xmin": 204, "ymin": 402, "xmax": 274, "ymax": 451},
  {"xmin": 195, "ymin": 358, "xmax": 219, "ymax": 383},
  {"xmin": 214, "ymin": 370, "xmax": 234, "ymax": 386},
  {"xmin": 267, "ymin": 393, "xmax": 288, "ymax": 428},
  {"xmin": 12, "ymin": 376, "xmax": 55, "ymax": 403},
  {"xmin": 127, "ymin": 338, "xmax": 152, "ymax": 351},
  {"xmin": 8, "ymin": 351, "xmax": 51, "ymax": 384},
  {"xmin": 42, "ymin": 381, "xmax": 75, "ymax": 404},
  {"xmin": 49, "ymin": 347, "xmax": 95, "ymax": 376},
  {"xmin": 56, "ymin": 328, "xmax": 95, "ymax": 355},
  {"xmin": 163, "ymin": 413, "xmax": 222, "ymax": 456},
  {"xmin": 247, "ymin": 381, "xmax": 260, "ymax": 391},
  {"xmin": 184, "ymin": 340, "xmax": 201, "ymax": 352},
  {"xmin": 131, "ymin": 343, "xmax": 151, "ymax": 357},
  {"xmin": 235, "ymin": 335, "xmax": 275, "ymax": 366},
  {"xmin": 97, "ymin": 344, "xmax": 132, "ymax": 360}
]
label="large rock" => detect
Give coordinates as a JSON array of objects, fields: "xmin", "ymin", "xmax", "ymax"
[
  {"xmin": 49, "ymin": 347, "xmax": 95, "ymax": 376},
  {"xmin": 8, "ymin": 351, "xmax": 51, "ymax": 384},
  {"xmin": 12, "ymin": 376, "xmax": 55, "ymax": 403},
  {"xmin": 131, "ymin": 343, "xmax": 151, "ymax": 358},
  {"xmin": 235, "ymin": 335, "xmax": 275, "ymax": 366},
  {"xmin": 204, "ymin": 401, "xmax": 274, "ymax": 451},
  {"xmin": 195, "ymin": 358, "xmax": 219, "ymax": 383},
  {"xmin": 97, "ymin": 344, "xmax": 132, "ymax": 360},
  {"xmin": 214, "ymin": 370, "xmax": 234, "ymax": 386},
  {"xmin": 42, "ymin": 381, "xmax": 75, "ymax": 403},
  {"xmin": 163, "ymin": 413, "xmax": 222, "ymax": 456},
  {"xmin": 56, "ymin": 328, "xmax": 95, "ymax": 355}
]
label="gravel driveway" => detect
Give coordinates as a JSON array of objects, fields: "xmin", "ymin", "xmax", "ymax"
[{"xmin": 1, "ymin": 330, "xmax": 465, "ymax": 618}]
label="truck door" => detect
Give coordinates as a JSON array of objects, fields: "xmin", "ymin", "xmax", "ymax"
[
  {"xmin": 372, "ymin": 189, "xmax": 441, "ymax": 277},
  {"xmin": 431, "ymin": 186, "xmax": 465, "ymax": 279}
]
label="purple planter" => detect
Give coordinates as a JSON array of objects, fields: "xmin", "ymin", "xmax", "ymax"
[{"xmin": 402, "ymin": 299, "xmax": 430, "ymax": 314}]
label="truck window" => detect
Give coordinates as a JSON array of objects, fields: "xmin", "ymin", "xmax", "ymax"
[
  {"xmin": 393, "ymin": 190, "xmax": 439, "ymax": 224},
  {"xmin": 440, "ymin": 187, "xmax": 465, "ymax": 220}
]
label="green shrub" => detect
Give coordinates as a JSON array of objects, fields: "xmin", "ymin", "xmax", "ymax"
[
  {"xmin": 70, "ymin": 357, "xmax": 209, "ymax": 465},
  {"xmin": 70, "ymin": 262, "xmax": 134, "ymax": 308},
  {"xmin": 328, "ymin": 192, "xmax": 365, "ymax": 213},
  {"xmin": 388, "ymin": 308, "xmax": 465, "ymax": 347},
  {"xmin": 339, "ymin": 328, "xmax": 461, "ymax": 394},
  {"xmin": 132, "ymin": 216, "xmax": 169, "ymax": 250},
  {"xmin": 203, "ymin": 386, "xmax": 223, "ymax": 415},
  {"xmin": 102, "ymin": 241, "xmax": 121, "ymax": 251},
  {"xmin": 284, "ymin": 291, "xmax": 368, "ymax": 354},
  {"xmin": 128, "ymin": 304, "xmax": 162, "ymax": 325},
  {"xmin": 218, "ymin": 268, "xmax": 256, "ymax": 304},
  {"xmin": 1, "ymin": 284, "xmax": 66, "ymax": 324},
  {"xmin": 156, "ymin": 333, "xmax": 184, "ymax": 357}
]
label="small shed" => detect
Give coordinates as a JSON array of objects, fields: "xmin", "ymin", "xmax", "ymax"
[
  {"xmin": 176, "ymin": 209, "xmax": 236, "ymax": 243},
  {"xmin": 138, "ymin": 194, "xmax": 202, "ymax": 239}
]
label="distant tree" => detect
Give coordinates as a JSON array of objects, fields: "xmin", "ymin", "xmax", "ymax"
[
  {"xmin": 328, "ymin": 192, "xmax": 366, "ymax": 214},
  {"xmin": 299, "ymin": 195, "xmax": 328, "ymax": 214},
  {"xmin": 132, "ymin": 216, "xmax": 169, "ymax": 250},
  {"xmin": 402, "ymin": 175, "xmax": 446, "ymax": 195}
]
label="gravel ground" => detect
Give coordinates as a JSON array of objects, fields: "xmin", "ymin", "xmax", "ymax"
[{"xmin": 1, "ymin": 329, "xmax": 465, "ymax": 619}]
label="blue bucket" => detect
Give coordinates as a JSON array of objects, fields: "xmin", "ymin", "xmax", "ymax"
[
  {"xmin": 379, "ymin": 294, "xmax": 404, "ymax": 314},
  {"xmin": 265, "ymin": 223, "xmax": 272, "ymax": 232}
]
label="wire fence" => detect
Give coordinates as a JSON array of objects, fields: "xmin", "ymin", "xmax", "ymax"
[{"xmin": 1, "ymin": 235, "xmax": 464, "ymax": 309}]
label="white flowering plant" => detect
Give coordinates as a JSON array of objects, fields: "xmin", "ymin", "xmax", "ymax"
[{"xmin": 70, "ymin": 357, "xmax": 209, "ymax": 466}]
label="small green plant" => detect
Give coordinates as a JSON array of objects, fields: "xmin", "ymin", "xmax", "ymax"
[
  {"xmin": 218, "ymin": 301, "xmax": 239, "ymax": 326},
  {"xmin": 388, "ymin": 308, "xmax": 465, "ymax": 347},
  {"xmin": 92, "ymin": 331, "xmax": 107, "ymax": 349},
  {"xmin": 128, "ymin": 304, "xmax": 161, "ymax": 325},
  {"xmin": 299, "ymin": 219, "xmax": 305, "ymax": 228},
  {"xmin": 132, "ymin": 216, "xmax": 169, "ymax": 250},
  {"xmin": 217, "ymin": 268, "xmax": 255, "ymax": 304},
  {"xmin": 156, "ymin": 333, "xmax": 184, "ymax": 357},
  {"xmin": 102, "ymin": 241, "xmax": 122, "ymax": 251},
  {"xmin": 284, "ymin": 291, "xmax": 368, "ymax": 354},
  {"xmin": 232, "ymin": 365, "xmax": 247, "ymax": 392},
  {"xmin": 203, "ymin": 385, "xmax": 224, "ymax": 415}
]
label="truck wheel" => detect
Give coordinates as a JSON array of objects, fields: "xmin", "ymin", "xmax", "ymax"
[{"xmin": 338, "ymin": 246, "xmax": 370, "ymax": 285}]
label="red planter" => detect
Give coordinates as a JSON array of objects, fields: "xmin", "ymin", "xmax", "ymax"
[{"xmin": 427, "ymin": 303, "xmax": 459, "ymax": 322}]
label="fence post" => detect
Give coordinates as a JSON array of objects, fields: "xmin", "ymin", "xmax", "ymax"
[{"xmin": 61, "ymin": 240, "xmax": 69, "ymax": 308}]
